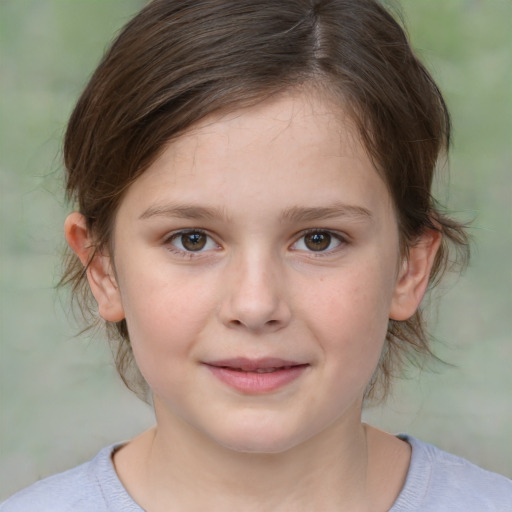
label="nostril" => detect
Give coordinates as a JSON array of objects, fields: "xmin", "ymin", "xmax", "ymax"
[{"xmin": 228, "ymin": 318, "xmax": 281, "ymax": 330}]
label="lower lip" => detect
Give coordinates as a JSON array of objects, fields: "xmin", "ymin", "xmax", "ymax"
[{"xmin": 205, "ymin": 365, "xmax": 308, "ymax": 394}]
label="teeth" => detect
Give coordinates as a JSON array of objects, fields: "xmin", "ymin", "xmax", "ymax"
[
  {"xmin": 255, "ymin": 366, "xmax": 292, "ymax": 373},
  {"xmin": 255, "ymin": 367, "xmax": 277, "ymax": 373},
  {"xmin": 222, "ymin": 366, "xmax": 294, "ymax": 373}
]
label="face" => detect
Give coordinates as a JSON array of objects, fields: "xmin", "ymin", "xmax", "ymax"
[{"xmin": 86, "ymin": 91, "xmax": 423, "ymax": 453}]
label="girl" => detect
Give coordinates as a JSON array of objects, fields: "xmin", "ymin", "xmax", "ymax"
[{"xmin": 2, "ymin": 0, "xmax": 511, "ymax": 510}]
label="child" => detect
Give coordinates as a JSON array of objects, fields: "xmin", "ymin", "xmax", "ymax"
[{"xmin": 2, "ymin": 0, "xmax": 511, "ymax": 510}]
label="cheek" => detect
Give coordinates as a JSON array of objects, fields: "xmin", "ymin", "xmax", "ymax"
[
  {"xmin": 290, "ymin": 266, "xmax": 394, "ymax": 417},
  {"xmin": 116, "ymin": 266, "xmax": 216, "ymax": 376},
  {"xmin": 303, "ymin": 264, "xmax": 394, "ymax": 361}
]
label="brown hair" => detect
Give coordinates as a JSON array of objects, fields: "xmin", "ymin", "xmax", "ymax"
[{"xmin": 62, "ymin": 0, "xmax": 469, "ymax": 402}]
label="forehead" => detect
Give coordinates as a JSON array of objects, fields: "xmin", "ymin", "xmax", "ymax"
[
  {"xmin": 167, "ymin": 90, "xmax": 359, "ymax": 165},
  {"xmin": 119, "ymin": 90, "xmax": 394, "ymax": 223}
]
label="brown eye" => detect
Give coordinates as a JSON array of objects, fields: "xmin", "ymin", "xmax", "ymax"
[
  {"xmin": 168, "ymin": 230, "xmax": 218, "ymax": 255},
  {"xmin": 180, "ymin": 232, "xmax": 207, "ymax": 251},
  {"xmin": 304, "ymin": 232, "xmax": 332, "ymax": 251}
]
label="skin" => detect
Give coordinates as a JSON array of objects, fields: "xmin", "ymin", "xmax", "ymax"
[{"xmin": 66, "ymin": 90, "xmax": 440, "ymax": 511}]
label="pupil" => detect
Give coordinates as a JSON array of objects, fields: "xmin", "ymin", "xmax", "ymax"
[
  {"xmin": 305, "ymin": 232, "xmax": 331, "ymax": 251},
  {"xmin": 182, "ymin": 232, "xmax": 206, "ymax": 251}
]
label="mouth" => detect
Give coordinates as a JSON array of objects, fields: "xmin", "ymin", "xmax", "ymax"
[
  {"xmin": 228, "ymin": 366, "xmax": 299, "ymax": 374},
  {"xmin": 204, "ymin": 358, "xmax": 309, "ymax": 393},
  {"xmin": 206, "ymin": 357, "xmax": 308, "ymax": 372}
]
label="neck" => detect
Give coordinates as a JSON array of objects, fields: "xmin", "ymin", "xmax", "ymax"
[{"xmin": 116, "ymin": 402, "xmax": 382, "ymax": 511}]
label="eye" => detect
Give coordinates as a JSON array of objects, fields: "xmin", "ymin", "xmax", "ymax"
[
  {"xmin": 292, "ymin": 230, "xmax": 344, "ymax": 253},
  {"xmin": 168, "ymin": 230, "xmax": 218, "ymax": 253}
]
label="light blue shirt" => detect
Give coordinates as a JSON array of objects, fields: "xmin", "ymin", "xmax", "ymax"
[{"xmin": 2, "ymin": 436, "xmax": 511, "ymax": 511}]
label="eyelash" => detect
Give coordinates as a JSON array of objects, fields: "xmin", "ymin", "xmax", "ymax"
[
  {"xmin": 164, "ymin": 229, "xmax": 219, "ymax": 257},
  {"xmin": 291, "ymin": 229, "xmax": 348, "ymax": 256},
  {"xmin": 163, "ymin": 228, "xmax": 348, "ymax": 257}
]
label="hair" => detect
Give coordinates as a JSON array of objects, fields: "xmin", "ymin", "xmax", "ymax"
[{"xmin": 61, "ymin": 0, "xmax": 469, "ymax": 402}]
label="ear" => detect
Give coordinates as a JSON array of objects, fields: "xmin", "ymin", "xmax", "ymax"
[
  {"xmin": 64, "ymin": 212, "xmax": 125, "ymax": 322},
  {"xmin": 389, "ymin": 229, "xmax": 442, "ymax": 321}
]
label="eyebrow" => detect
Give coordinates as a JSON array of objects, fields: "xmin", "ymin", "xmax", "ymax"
[
  {"xmin": 280, "ymin": 203, "xmax": 373, "ymax": 223},
  {"xmin": 139, "ymin": 203, "xmax": 227, "ymax": 221},
  {"xmin": 139, "ymin": 201, "xmax": 372, "ymax": 223}
]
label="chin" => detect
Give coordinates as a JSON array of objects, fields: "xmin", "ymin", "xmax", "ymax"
[{"xmin": 207, "ymin": 417, "xmax": 311, "ymax": 455}]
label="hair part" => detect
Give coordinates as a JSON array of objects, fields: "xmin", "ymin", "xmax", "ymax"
[{"xmin": 61, "ymin": 0, "xmax": 469, "ymax": 402}]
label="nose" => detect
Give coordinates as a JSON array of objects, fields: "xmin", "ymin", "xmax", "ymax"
[{"xmin": 218, "ymin": 252, "xmax": 291, "ymax": 334}]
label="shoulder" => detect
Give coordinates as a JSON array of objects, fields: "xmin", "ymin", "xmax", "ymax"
[
  {"xmin": 391, "ymin": 435, "xmax": 512, "ymax": 511},
  {"xmin": 0, "ymin": 445, "xmax": 141, "ymax": 512},
  {"xmin": 0, "ymin": 456, "xmax": 101, "ymax": 512}
]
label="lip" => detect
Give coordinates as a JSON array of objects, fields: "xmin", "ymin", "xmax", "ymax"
[{"xmin": 204, "ymin": 358, "xmax": 309, "ymax": 394}]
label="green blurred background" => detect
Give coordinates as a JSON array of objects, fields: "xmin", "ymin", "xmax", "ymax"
[{"xmin": 1, "ymin": 0, "xmax": 511, "ymax": 499}]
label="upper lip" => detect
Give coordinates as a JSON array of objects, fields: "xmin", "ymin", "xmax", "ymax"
[{"xmin": 204, "ymin": 358, "xmax": 308, "ymax": 372}]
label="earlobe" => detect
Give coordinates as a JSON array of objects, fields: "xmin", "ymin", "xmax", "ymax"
[
  {"xmin": 64, "ymin": 212, "xmax": 125, "ymax": 322},
  {"xmin": 389, "ymin": 229, "xmax": 442, "ymax": 321}
]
